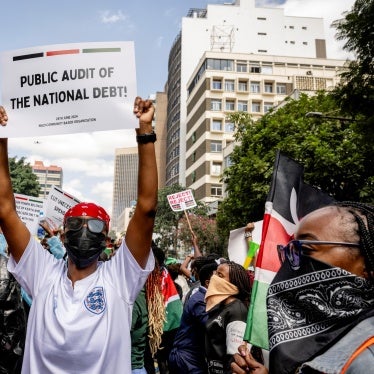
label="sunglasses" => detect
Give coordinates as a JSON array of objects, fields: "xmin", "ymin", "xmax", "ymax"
[
  {"xmin": 277, "ymin": 240, "xmax": 360, "ymax": 271},
  {"xmin": 65, "ymin": 217, "xmax": 106, "ymax": 233}
]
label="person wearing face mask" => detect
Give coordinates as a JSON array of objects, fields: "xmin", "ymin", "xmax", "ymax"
[
  {"xmin": 204, "ymin": 260, "xmax": 252, "ymax": 374},
  {"xmin": 231, "ymin": 201, "xmax": 374, "ymax": 374},
  {"xmin": 0, "ymin": 97, "xmax": 157, "ymax": 374}
]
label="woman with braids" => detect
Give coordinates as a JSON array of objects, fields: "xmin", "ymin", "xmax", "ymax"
[
  {"xmin": 232, "ymin": 202, "xmax": 374, "ymax": 374},
  {"xmin": 204, "ymin": 260, "xmax": 252, "ymax": 374}
]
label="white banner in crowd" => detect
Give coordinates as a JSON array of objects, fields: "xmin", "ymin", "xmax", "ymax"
[
  {"xmin": 44, "ymin": 185, "xmax": 80, "ymax": 229},
  {"xmin": 167, "ymin": 189, "xmax": 197, "ymax": 212},
  {"xmin": 14, "ymin": 193, "xmax": 45, "ymax": 236},
  {"xmin": 0, "ymin": 41, "xmax": 137, "ymax": 137}
]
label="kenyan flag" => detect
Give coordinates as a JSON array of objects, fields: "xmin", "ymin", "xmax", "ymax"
[
  {"xmin": 160, "ymin": 268, "xmax": 183, "ymax": 331},
  {"xmin": 244, "ymin": 151, "xmax": 334, "ymax": 349}
]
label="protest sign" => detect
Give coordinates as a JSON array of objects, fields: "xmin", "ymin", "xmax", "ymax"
[
  {"xmin": 166, "ymin": 189, "xmax": 197, "ymax": 212},
  {"xmin": 0, "ymin": 41, "xmax": 137, "ymax": 137},
  {"xmin": 228, "ymin": 221, "xmax": 262, "ymax": 268},
  {"xmin": 44, "ymin": 185, "xmax": 80, "ymax": 229},
  {"xmin": 14, "ymin": 193, "xmax": 45, "ymax": 235}
]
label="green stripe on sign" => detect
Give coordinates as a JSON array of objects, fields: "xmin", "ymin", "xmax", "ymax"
[{"xmin": 82, "ymin": 48, "xmax": 121, "ymax": 53}]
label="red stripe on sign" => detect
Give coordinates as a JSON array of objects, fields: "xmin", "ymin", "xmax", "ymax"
[
  {"xmin": 15, "ymin": 196, "xmax": 28, "ymax": 201},
  {"xmin": 46, "ymin": 49, "xmax": 80, "ymax": 56}
]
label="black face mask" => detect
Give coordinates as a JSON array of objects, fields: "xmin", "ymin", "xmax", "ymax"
[{"xmin": 64, "ymin": 227, "xmax": 106, "ymax": 269}]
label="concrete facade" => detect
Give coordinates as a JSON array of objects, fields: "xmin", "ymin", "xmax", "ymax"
[
  {"xmin": 166, "ymin": 0, "xmax": 329, "ymax": 188},
  {"xmin": 184, "ymin": 51, "xmax": 345, "ymax": 203},
  {"xmin": 32, "ymin": 160, "xmax": 63, "ymax": 199}
]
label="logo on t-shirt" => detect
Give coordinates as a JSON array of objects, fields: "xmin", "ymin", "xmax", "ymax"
[{"xmin": 84, "ymin": 286, "xmax": 106, "ymax": 314}]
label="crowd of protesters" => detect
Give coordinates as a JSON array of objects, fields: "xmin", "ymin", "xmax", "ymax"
[{"xmin": 1, "ymin": 103, "xmax": 373, "ymax": 374}]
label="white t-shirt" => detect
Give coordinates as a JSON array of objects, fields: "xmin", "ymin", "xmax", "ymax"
[{"xmin": 8, "ymin": 235, "xmax": 154, "ymax": 374}]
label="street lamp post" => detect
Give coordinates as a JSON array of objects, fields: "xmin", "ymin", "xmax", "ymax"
[{"xmin": 305, "ymin": 112, "xmax": 356, "ymax": 122}]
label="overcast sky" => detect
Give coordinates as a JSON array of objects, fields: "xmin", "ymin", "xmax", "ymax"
[{"xmin": 0, "ymin": 0, "xmax": 355, "ymax": 216}]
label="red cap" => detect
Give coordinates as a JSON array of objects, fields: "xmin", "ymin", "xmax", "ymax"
[{"xmin": 64, "ymin": 202, "xmax": 110, "ymax": 230}]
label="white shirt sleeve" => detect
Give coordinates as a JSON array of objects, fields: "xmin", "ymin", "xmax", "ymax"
[{"xmin": 7, "ymin": 235, "xmax": 65, "ymax": 298}]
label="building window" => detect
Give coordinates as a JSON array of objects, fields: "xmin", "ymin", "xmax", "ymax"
[
  {"xmin": 225, "ymin": 121, "xmax": 235, "ymax": 133},
  {"xmin": 192, "ymin": 152, "xmax": 196, "ymax": 162},
  {"xmin": 191, "ymin": 171, "xmax": 196, "ymax": 182},
  {"xmin": 258, "ymin": 49, "xmax": 267, "ymax": 53},
  {"xmin": 238, "ymin": 100, "xmax": 248, "ymax": 112},
  {"xmin": 261, "ymin": 65, "xmax": 273, "ymax": 75},
  {"xmin": 192, "ymin": 131, "xmax": 197, "ymax": 143},
  {"xmin": 237, "ymin": 62, "xmax": 247, "ymax": 72},
  {"xmin": 276, "ymin": 83, "xmax": 287, "ymax": 94},
  {"xmin": 257, "ymin": 17, "xmax": 266, "ymax": 21},
  {"xmin": 224, "ymin": 79, "xmax": 235, "ymax": 92},
  {"xmin": 212, "ymin": 119, "xmax": 222, "ymax": 132},
  {"xmin": 250, "ymin": 81, "xmax": 261, "ymax": 93},
  {"xmin": 302, "ymin": 26, "xmax": 307, "ymax": 30},
  {"xmin": 211, "ymin": 99, "xmax": 222, "ymax": 111},
  {"xmin": 212, "ymin": 78, "xmax": 222, "ymax": 90},
  {"xmin": 238, "ymin": 80, "xmax": 248, "ymax": 91},
  {"xmin": 264, "ymin": 102, "xmax": 274, "ymax": 113},
  {"xmin": 290, "ymin": 41, "xmax": 295, "ymax": 44},
  {"xmin": 225, "ymin": 99, "xmax": 235, "ymax": 111},
  {"xmin": 289, "ymin": 26, "xmax": 294, "ymax": 29},
  {"xmin": 303, "ymin": 41, "xmax": 308, "ymax": 45},
  {"xmin": 251, "ymin": 102, "xmax": 261, "ymax": 113},
  {"xmin": 211, "ymin": 162, "xmax": 222, "ymax": 176},
  {"xmin": 210, "ymin": 141, "xmax": 222, "ymax": 152},
  {"xmin": 211, "ymin": 185, "xmax": 223, "ymax": 196},
  {"xmin": 250, "ymin": 65, "xmax": 261, "ymax": 73},
  {"xmin": 258, "ymin": 32, "xmax": 267, "ymax": 36},
  {"xmin": 264, "ymin": 82, "xmax": 273, "ymax": 93},
  {"xmin": 206, "ymin": 58, "xmax": 234, "ymax": 71},
  {"xmin": 225, "ymin": 155, "xmax": 233, "ymax": 168}
]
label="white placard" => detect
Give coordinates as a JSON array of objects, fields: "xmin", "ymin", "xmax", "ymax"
[
  {"xmin": 44, "ymin": 185, "xmax": 80, "ymax": 229},
  {"xmin": 228, "ymin": 221, "xmax": 263, "ymax": 266},
  {"xmin": 14, "ymin": 193, "xmax": 45, "ymax": 235},
  {"xmin": 0, "ymin": 41, "xmax": 137, "ymax": 137},
  {"xmin": 166, "ymin": 189, "xmax": 197, "ymax": 212}
]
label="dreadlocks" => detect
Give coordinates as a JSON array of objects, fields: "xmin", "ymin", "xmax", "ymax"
[
  {"xmin": 335, "ymin": 201, "xmax": 374, "ymax": 280},
  {"xmin": 222, "ymin": 260, "xmax": 252, "ymax": 306},
  {"xmin": 145, "ymin": 264, "xmax": 165, "ymax": 357}
]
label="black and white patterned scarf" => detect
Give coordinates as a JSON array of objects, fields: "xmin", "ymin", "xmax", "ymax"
[{"xmin": 266, "ymin": 256, "xmax": 374, "ymax": 374}]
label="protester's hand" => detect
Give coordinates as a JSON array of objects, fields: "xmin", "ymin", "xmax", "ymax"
[
  {"xmin": 231, "ymin": 345, "xmax": 268, "ymax": 374},
  {"xmin": 39, "ymin": 220, "xmax": 55, "ymax": 237},
  {"xmin": 133, "ymin": 96, "xmax": 154, "ymax": 126},
  {"xmin": 0, "ymin": 106, "xmax": 8, "ymax": 126}
]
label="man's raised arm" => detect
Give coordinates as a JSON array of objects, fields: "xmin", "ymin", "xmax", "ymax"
[
  {"xmin": 0, "ymin": 106, "xmax": 31, "ymax": 262},
  {"xmin": 125, "ymin": 97, "xmax": 158, "ymax": 268}
]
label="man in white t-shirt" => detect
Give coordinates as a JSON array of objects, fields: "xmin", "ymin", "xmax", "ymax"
[{"xmin": 0, "ymin": 97, "xmax": 157, "ymax": 373}]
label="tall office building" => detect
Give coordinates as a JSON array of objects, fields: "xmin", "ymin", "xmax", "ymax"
[
  {"xmin": 32, "ymin": 160, "xmax": 63, "ymax": 199},
  {"xmin": 110, "ymin": 93, "xmax": 167, "ymax": 234},
  {"xmin": 111, "ymin": 147, "xmax": 138, "ymax": 233},
  {"xmin": 185, "ymin": 51, "xmax": 345, "ymax": 203},
  {"xmin": 166, "ymin": 0, "xmax": 332, "ymax": 188}
]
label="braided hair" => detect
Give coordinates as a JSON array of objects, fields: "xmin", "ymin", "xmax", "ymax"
[
  {"xmin": 335, "ymin": 201, "xmax": 374, "ymax": 280},
  {"xmin": 222, "ymin": 260, "xmax": 252, "ymax": 307}
]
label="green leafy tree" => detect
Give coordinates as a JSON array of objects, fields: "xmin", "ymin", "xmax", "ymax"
[
  {"xmin": 217, "ymin": 91, "xmax": 373, "ymax": 241},
  {"xmin": 332, "ymin": 0, "xmax": 374, "ymax": 120},
  {"xmin": 154, "ymin": 184, "xmax": 210, "ymax": 257},
  {"xmin": 9, "ymin": 157, "xmax": 40, "ymax": 196},
  {"xmin": 178, "ymin": 214, "xmax": 223, "ymax": 256}
]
